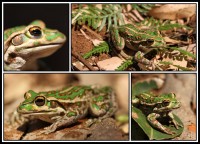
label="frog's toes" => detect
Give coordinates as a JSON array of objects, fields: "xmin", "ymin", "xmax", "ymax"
[
  {"xmin": 85, "ymin": 118, "xmax": 98, "ymax": 127},
  {"xmin": 170, "ymin": 120, "xmax": 183, "ymax": 129},
  {"xmin": 168, "ymin": 131, "xmax": 176, "ymax": 135},
  {"xmin": 42, "ymin": 128, "xmax": 54, "ymax": 135}
]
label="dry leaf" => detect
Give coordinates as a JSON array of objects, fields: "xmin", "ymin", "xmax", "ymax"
[
  {"xmin": 187, "ymin": 123, "xmax": 196, "ymax": 133},
  {"xmin": 148, "ymin": 4, "xmax": 196, "ymax": 20}
]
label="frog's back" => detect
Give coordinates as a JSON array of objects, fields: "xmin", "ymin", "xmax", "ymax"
[{"xmin": 42, "ymin": 85, "xmax": 93, "ymax": 100}]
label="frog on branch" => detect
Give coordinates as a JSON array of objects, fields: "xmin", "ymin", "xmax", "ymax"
[
  {"xmin": 132, "ymin": 92, "xmax": 183, "ymax": 135},
  {"xmin": 4, "ymin": 20, "xmax": 66, "ymax": 71},
  {"xmin": 11, "ymin": 85, "xmax": 118, "ymax": 134},
  {"xmin": 110, "ymin": 24, "xmax": 166, "ymax": 70}
]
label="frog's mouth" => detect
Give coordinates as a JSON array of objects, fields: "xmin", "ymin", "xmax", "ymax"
[
  {"xmin": 18, "ymin": 43, "xmax": 63, "ymax": 51},
  {"xmin": 18, "ymin": 110, "xmax": 58, "ymax": 116},
  {"xmin": 16, "ymin": 43, "xmax": 64, "ymax": 58}
]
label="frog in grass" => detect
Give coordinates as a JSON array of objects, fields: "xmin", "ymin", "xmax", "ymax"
[
  {"xmin": 11, "ymin": 85, "xmax": 118, "ymax": 134},
  {"xmin": 132, "ymin": 92, "xmax": 183, "ymax": 135},
  {"xmin": 110, "ymin": 24, "xmax": 166, "ymax": 70},
  {"xmin": 4, "ymin": 20, "xmax": 66, "ymax": 71}
]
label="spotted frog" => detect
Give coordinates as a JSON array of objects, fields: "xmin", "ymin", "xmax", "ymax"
[
  {"xmin": 4, "ymin": 20, "xmax": 66, "ymax": 70},
  {"xmin": 110, "ymin": 24, "xmax": 166, "ymax": 70},
  {"xmin": 13, "ymin": 85, "xmax": 118, "ymax": 134},
  {"xmin": 132, "ymin": 92, "xmax": 183, "ymax": 135}
]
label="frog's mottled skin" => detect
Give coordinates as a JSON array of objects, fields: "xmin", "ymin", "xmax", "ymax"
[
  {"xmin": 132, "ymin": 92, "xmax": 183, "ymax": 135},
  {"xmin": 4, "ymin": 20, "xmax": 66, "ymax": 70},
  {"xmin": 110, "ymin": 24, "xmax": 166, "ymax": 70},
  {"xmin": 15, "ymin": 85, "xmax": 117, "ymax": 134}
]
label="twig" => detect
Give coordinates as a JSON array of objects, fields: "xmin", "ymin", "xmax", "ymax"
[{"xmin": 72, "ymin": 50, "xmax": 96, "ymax": 71}]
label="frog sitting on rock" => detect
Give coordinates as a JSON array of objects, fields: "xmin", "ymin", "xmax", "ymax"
[{"xmin": 11, "ymin": 85, "xmax": 118, "ymax": 134}]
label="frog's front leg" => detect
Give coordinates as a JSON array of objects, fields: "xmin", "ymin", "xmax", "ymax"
[
  {"xmin": 4, "ymin": 56, "xmax": 26, "ymax": 71},
  {"xmin": 147, "ymin": 113, "xmax": 176, "ymax": 135},
  {"xmin": 110, "ymin": 26, "xmax": 125, "ymax": 51},
  {"xmin": 9, "ymin": 110, "xmax": 29, "ymax": 125},
  {"xmin": 168, "ymin": 112, "xmax": 183, "ymax": 129},
  {"xmin": 134, "ymin": 51, "xmax": 162, "ymax": 71},
  {"xmin": 42, "ymin": 115, "xmax": 79, "ymax": 134}
]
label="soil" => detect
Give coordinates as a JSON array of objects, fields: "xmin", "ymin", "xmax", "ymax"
[{"xmin": 71, "ymin": 25, "xmax": 111, "ymax": 70}]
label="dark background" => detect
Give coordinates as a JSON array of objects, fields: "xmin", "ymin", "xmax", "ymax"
[{"xmin": 4, "ymin": 4, "xmax": 69, "ymax": 71}]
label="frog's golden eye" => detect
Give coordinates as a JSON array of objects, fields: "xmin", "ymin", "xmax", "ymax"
[
  {"xmin": 35, "ymin": 96, "xmax": 45, "ymax": 106},
  {"xmin": 24, "ymin": 92, "xmax": 32, "ymax": 99},
  {"xmin": 12, "ymin": 34, "xmax": 24, "ymax": 46},
  {"xmin": 29, "ymin": 26, "xmax": 42, "ymax": 37}
]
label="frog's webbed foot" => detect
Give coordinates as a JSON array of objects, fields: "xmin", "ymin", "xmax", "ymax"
[
  {"xmin": 168, "ymin": 112, "xmax": 183, "ymax": 129},
  {"xmin": 147, "ymin": 113, "xmax": 176, "ymax": 135}
]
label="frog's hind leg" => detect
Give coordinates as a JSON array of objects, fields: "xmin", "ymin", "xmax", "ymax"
[
  {"xmin": 91, "ymin": 86, "xmax": 117, "ymax": 116},
  {"xmin": 147, "ymin": 113, "xmax": 176, "ymax": 135},
  {"xmin": 87, "ymin": 89, "xmax": 118, "ymax": 126}
]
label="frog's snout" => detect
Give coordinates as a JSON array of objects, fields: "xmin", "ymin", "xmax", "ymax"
[{"xmin": 174, "ymin": 101, "xmax": 181, "ymax": 108}]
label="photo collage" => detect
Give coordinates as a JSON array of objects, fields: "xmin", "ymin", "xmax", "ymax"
[{"xmin": 2, "ymin": 2, "xmax": 197, "ymax": 142}]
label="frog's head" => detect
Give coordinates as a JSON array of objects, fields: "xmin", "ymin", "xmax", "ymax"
[
  {"xmin": 144, "ymin": 30, "xmax": 166, "ymax": 48},
  {"xmin": 4, "ymin": 20, "xmax": 66, "ymax": 68},
  {"xmin": 161, "ymin": 93, "xmax": 181, "ymax": 110},
  {"xmin": 17, "ymin": 90, "xmax": 66, "ymax": 116}
]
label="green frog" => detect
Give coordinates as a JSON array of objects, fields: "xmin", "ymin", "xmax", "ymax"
[
  {"xmin": 110, "ymin": 24, "xmax": 166, "ymax": 70},
  {"xmin": 132, "ymin": 92, "xmax": 183, "ymax": 135},
  {"xmin": 4, "ymin": 20, "xmax": 66, "ymax": 70},
  {"xmin": 12, "ymin": 85, "xmax": 118, "ymax": 134}
]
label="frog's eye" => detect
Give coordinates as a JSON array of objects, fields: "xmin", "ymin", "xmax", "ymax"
[
  {"xmin": 163, "ymin": 100, "xmax": 170, "ymax": 106},
  {"xmin": 171, "ymin": 93, "xmax": 176, "ymax": 98},
  {"xmin": 24, "ymin": 92, "xmax": 32, "ymax": 99},
  {"xmin": 35, "ymin": 96, "xmax": 45, "ymax": 106},
  {"xmin": 29, "ymin": 26, "xmax": 42, "ymax": 37},
  {"xmin": 12, "ymin": 34, "xmax": 24, "ymax": 46},
  {"xmin": 146, "ymin": 39, "xmax": 154, "ymax": 44}
]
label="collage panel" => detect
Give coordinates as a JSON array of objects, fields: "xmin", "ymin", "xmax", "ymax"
[
  {"xmin": 4, "ymin": 3, "xmax": 69, "ymax": 71},
  {"xmin": 71, "ymin": 3, "xmax": 196, "ymax": 71},
  {"xmin": 3, "ymin": 73, "xmax": 129, "ymax": 141},
  {"xmin": 131, "ymin": 74, "xmax": 197, "ymax": 141}
]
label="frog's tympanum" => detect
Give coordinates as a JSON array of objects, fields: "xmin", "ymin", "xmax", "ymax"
[
  {"xmin": 13, "ymin": 85, "xmax": 118, "ymax": 134},
  {"xmin": 4, "ymin": 20, "xmax": 66, "ymax": 70},
  {"xmin": 132, "ymin": 92, "xmax": 183, "ymax": 135}
]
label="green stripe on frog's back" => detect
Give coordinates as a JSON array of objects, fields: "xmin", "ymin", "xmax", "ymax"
[
  {"xmin": 119, "ymin": 24, "xmax": 164, "ymax": 42},
  {"xmin": 4, "ymin": 26, "xmax": 26, "ymax": 41},
  {"xmin": 44, "ymin": 28, "xmax": 65, "ymax": 41},
  {"xmin": 44, "ymin": 86, "xmax": 92, "ymax": 100}
]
